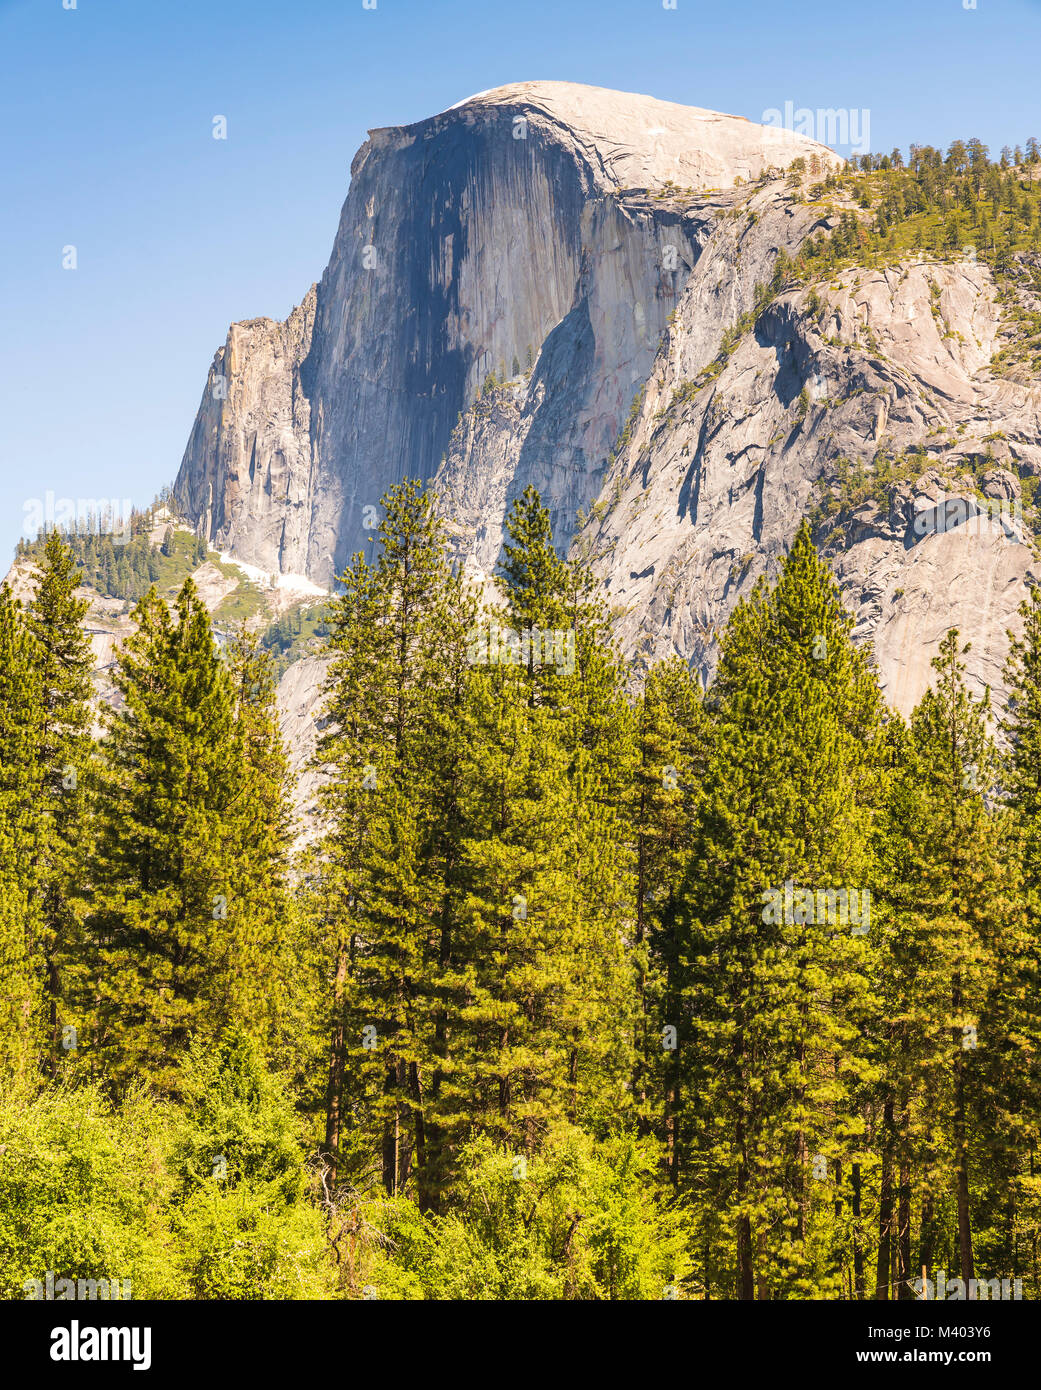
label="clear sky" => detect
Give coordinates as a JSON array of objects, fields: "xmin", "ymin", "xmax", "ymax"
[{"xmin": 2, "ymin": 0, "xmax": 1040, "ymax": 566}]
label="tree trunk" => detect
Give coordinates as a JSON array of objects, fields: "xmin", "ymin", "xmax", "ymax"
[
  {"xmin": 897, "ymin": 1158, "xmax": 912, "ymax": 1300},
  {"xmin": 410, "ymin": 1061, "xmax": 431, "ymax": 1212},
  {"xmin": 323, "ymin": 932, "xmax": 350, "ymax": 1186},
  {"xmin": 875, "ymin": 1098, "xmax": 895, "ymax": 1299},
  {"xmin": 736, "ymin": 1114, "xmax": 755, "ymax": 1300},
  {"xmin": 852, "ymin": 1162, "xmax": 866, "ymax": 1299},
  {"xmin": 919, "ymin": 1191, "xmax": 937, "ymax": 1281},
  {"xmin": 382, "ymin": 1060, "xmax": 401, "ymax": 1196},
  {"xmin": 953, "ymin": 982, "xmax": 975, "ymax": 1293}
]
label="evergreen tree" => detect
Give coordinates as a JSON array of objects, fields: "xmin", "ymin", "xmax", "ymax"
[
  {"xmin": 429, "ymin": 488, "xmax": 639, "ymax": 1165},
  {"xmin": 316, "ymin": 481, "xmax": 475, "ymax": 1201},
  {"xmin": 440, "ymin": 649, "xmax": 587, "ymax": 1159},
  {"xmin": 992, "ymin": 595, "xmax": 1041, "ymax": 1283},
  {"xmin": 74, "ymin": 580, "xmax": 238, "ymax": 1093},
  {"xmin": 218, "ymin": 626, "xmax": 298, "ymax": 1064},
  {"xmin": 630, "ymin": 659, "xmax": 708, "ymax": 1168},
  {"xmin": 677, "ymin": 522, "xmax": 886, "ymax": 1298},
  {"xmin": 887, "ymin": 631, "xmax": 1023, "ymax": 1294},
  {"xmin": 0, "ymin": 586, "xmax": 46, "ymax": 1081},
  {"xmin": 26, "ymin": 532, "xmax": 94, "ymax": 1066}
]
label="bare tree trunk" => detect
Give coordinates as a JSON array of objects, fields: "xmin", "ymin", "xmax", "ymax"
[
  {"xmin": 897, "ymin": 1157, "xmax": 912, "ymax": 1300},
  {"xmin": 324, "ymin": 933, "xmax": 350, "ymax": 1185},
  {"xmin": 736, "ymin": 1114, "xmax": 755, "ymax": 1300},
  {"xmin": 852, "ymin": 1161, "xmax": 866, "ymax": 1299},
  {"xmin": 876, "ymin": 1098, "xmax": 895, "ymax": 1299},
  {"xmin": 953, "ymin": 982, "xmax": 975, "ymax": 1294}
]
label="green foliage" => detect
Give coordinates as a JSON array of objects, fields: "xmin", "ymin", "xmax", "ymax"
[
  {"xmin": 260, "ymin": 603, "xmax": 330, "ymax": 676},
  {"xmin": 170, "ymin": 1028, "xmax": 302, "ymax": 1197},
  {"xmin": 0, "ymin": 585, "xmax": 47, "ymax": 1081},
  {"xmin": 63, "ymin": 580, "xmax": 297, "ymax": 1095},
  {"xmin": 168, "ymin": 1029, "xmax": 335, "ymax": 1299},
  {"xmin": 0, "ymin": 1050, "xmax": 335, "ymax": 1302},
  {"xmin": 315, "ymin": 482, "xmax": 635, "ymax": 1207},
  {"xmin": 874, "ymin": 633, "xmax": 1027, "ymax": 1296},
  {"xmin": 782, "ymin": 146, "xmax": 1041, "ymax": 374},
  {"xmin": 21, "ymin": 513, "xmax": 211, "ymax": 605},
  {"xmin": 3, "ymin": 475, "xmax": 1041, "ymax": 1302},
  {"xmin": 362, "ymin": 1128, "xmax": 691, "ymax": 1300},
  {"xmin": 811, "ymin": 447, "xmax": 931, "ymax": 526},
  {"xmin": 171, "ymin": 1182, "xmax": 333, "ymax": 1300},
  {"xmin": 25, "ymin": 534, "xmax": 95, "ymax": 1071},
  {"xmin": 794, "ymin": 152, "xmax": 1041, "ymax": 276},
  {"xmin": 677, "ymin": 521, "xmax": 888, "ymax": 1298},
  {"xmin": 630, "ymin": 659, "xmax": 708, "ymax": 1156},
  {"xmin": 0, "ymin": 1081, "xmax": 181, "ymax": 1300}
]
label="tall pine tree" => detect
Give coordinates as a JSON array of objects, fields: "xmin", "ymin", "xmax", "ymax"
[
  {"xmin": 74, "ymin": 580, "xmax": 239, "ymax": 1092},
  {"xmin": 26, "ymin": 531, "xmax": 94, "ymax": 1067},
  {"xmin": 0, "ymin": 585, "xmax": 46, "ymax": 1081},
  {"xmin": 678, "ymin": 521, "xmax": 886, "ymax": 1298}
]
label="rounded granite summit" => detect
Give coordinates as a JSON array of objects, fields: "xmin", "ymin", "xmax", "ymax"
[{"xmin": 429, "ymin": 79, "xmax": 843, "ymax": 191}]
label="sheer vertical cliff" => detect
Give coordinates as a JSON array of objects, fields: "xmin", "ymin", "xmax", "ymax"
[
  {"xmin": 173, "ymin": 81, "xmax": 1041, "ymax": 716},
  {"xmin": 173, "ymin": 81, "xmax": 837, "ymax": 585}
]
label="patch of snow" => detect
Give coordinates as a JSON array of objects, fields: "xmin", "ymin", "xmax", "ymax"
[
  {"xmin": 217, "ymin": 551, "xmax": 328, "ymax": 598},
  {"xmin": 277, "ymin": 572, "xmax": 329, "ymax": 598}
]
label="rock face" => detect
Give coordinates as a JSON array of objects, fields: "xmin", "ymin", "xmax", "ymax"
[
  {"xmin": 579, "ymin": 246, "xmax": 1041, "ymax": 711},
  {"xmin": 174, "ymin": 80, "xmax": 1041, "ymax": 716},
  {"xmin": 174, "ymin": 82, "xmax": 837, "ymax": 585},
  {"xmin": 276, "ymin": 653, "xmax": 332, "ymax": 847},
  {"xmin": 176, "ymin": 292, "xmax": 318, "ymax": 578}
]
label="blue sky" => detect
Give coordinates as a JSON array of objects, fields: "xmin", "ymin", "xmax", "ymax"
[{"xmin": 2, "ymin": 0, "xmax": 1040, "ymax": 566}]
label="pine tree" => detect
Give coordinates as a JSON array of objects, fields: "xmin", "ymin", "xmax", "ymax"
[
  {"xmin": 630, "ymin": 658, "xmax": 708, "ymax": 1166},
  {"xmin": 316, "ymin": 483, "xmax": 637, "ymax": 1209},
  {"xmin": 678, "ymin": 522, "xmax": 886, "ymax": 1298},
  {"xmin": 991, "ymin": 594, "xmax": 1041, "ymax": 1284},
  {"xmin": 440, "ymin": 650, "xmax": 583, "ymax": 1158},
  {"xmin": 451, "ymin": 488, "xmax": 638, "ymax": 1152},
  {"xmin": 499, "ymin": 486, "xmax": 567, "ymax": 644},
  {"xmin": 316, "ymin": 480, "xmax": 475, "ymax": 1201},
  {"xmin": 218, "ymin": 626, "xmax": 297, "ymax": 1063},
  {"xmin": 26, "ymin": 531, "xmax": 94, "ymax": 1066},
  {"xmin": 0, "ymin": 586, "xmax": 46, "ymax": 1081},
  {"xmin": 1002, "ymin": 584, "xmax": 1041, "ymax": 891},
  {"xmin": 75, "ymin": 579, "xmax": 239, "ymax": 1093},
  {"xmin": 887, "ymin": 630, "xmax": 1023, "ymax": 1294}
]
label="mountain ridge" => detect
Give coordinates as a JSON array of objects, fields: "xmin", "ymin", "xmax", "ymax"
[
  {"xmin": 171, "ymin": 84, "xmax": 1041, "ymax": 714},
  {"xmin": 172, "ymin": 82, "xmax": 838, "ymax": 582}
]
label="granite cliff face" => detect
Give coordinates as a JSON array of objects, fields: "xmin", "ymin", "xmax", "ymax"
[
  {"xmin": 174, "ymin": 81, "xmax": 1041, "ymax": 716},
  {"xmin": 577, "ymin": 245, "xmax": 1041, "ymax": 712},
  {"xmin": 174, "ymin": 81, "xmax": 836, "ymax": 583}
]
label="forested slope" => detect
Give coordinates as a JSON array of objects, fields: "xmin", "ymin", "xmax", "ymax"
[{"xmin": 2, "ymin": 481, "xmax": 1039, "ymax": 1300}]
